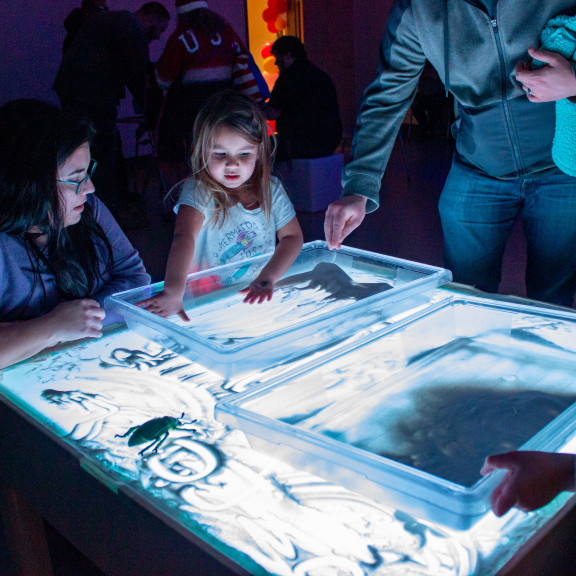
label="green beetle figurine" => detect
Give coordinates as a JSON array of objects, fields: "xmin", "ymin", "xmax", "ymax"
[{"xmin": 116, "ymin": 412, "xmax": 197, "ymax": 457}]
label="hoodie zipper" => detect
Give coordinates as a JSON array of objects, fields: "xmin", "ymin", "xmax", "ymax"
[{"xmin": 489, "ymin": 14, "xmax": 525, "ymax": 175}]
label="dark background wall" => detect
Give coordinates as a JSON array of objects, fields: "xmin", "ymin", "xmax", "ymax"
[
  {"xmin": 0, "ymin": 0, "xmax": 246, "ymax": 106},
  {"xmin": 0, "ymin": 0, "xmax": 395, "ymax": 143},
  {"xmin": 302, "ymin": 1, "xmax": 394, "ymax": 137}
]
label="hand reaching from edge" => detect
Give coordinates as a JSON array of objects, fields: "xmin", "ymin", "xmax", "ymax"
[
  {"xmin": 517, "ymin": 47, "xmax": 576, "ymax": 102},
  {"xmin": 481, "ymin": 451, "xmax": 575, "ymax": 517},
  {"xmin": 324, "ymin": 195, "xmax": 367, "ymax": 250}
]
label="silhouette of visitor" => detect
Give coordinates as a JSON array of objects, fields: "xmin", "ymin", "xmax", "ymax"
[
  {"xmin": 155, "ymin": 0, "xmax": 264, "ymax": 164},
  {"xmin": 54, "ymin": 2, "xmax": 170, "ymax": 229},
  {"xmin": 266, "ymin": 36, "xmax": 342, "ymax": 162}
]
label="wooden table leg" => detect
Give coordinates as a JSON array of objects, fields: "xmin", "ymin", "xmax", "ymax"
[{"xmin": 0, "ymin": 485, "xmax": 54, "ymax": 576}]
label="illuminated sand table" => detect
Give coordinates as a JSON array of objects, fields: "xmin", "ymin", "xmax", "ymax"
[
  {"xmin": 217, "ymin": 297, "xmax": 576, "ymax": 529},
  {"xmin": 1, "ymin": 295, "xmax": 575, "ymax": 574},
  {"xmin": 109, "ymin": 242, "xmax": 452, "ymax": 376},
  {"xmin": 171, "ymin": 263, "xmax": 394, "ymax": 345},
  {"xmin": 0, "ymin": 329, "xmax": 474, "ymax": 576}
]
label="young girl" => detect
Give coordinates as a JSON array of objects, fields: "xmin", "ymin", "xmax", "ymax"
[{"xmin": 138, "ymin": 90, "xmax": 303, "ymax": 321}]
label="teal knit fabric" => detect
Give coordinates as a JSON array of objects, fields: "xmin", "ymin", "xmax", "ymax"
[{"xmin": 533, "ymin": 15, "xmax": 576, "ymax": 176}]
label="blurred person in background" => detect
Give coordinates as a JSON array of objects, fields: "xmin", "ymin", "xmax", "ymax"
[
  {"xmin": 54, "ymin": 2, "xmax": 170, "ymax": 229},
  {"xmin": 266, "ymin": 35, "xmax": 342, "ymax": 162},
  {"xmin": 62, "ymin": 0, "xmax": 109, "ymax": 54},
  {"xmin": 155, "ymin": 0, "xmax": 263, "ymax": 166}
]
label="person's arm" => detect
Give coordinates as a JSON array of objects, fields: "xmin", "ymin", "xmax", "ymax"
[
  {"xmin": 480, "ymin": 451, "xmax": 576, "ymax": 517},
  {"xmin": 122, "ymin": 16, "xmax": 151, "ymax": 113},
  {"xmin": 136, "ymin": 205, "xmax": 205, "ymax": 320},
  {"xmin": 0, "ymin": 300, "xmax": 105, "ymax": 370},
  {"xmin": 324, "ymin": 0, "xmax": 426, "ymax": 248},
  {"xmin": 240, "ymin": 216, "xmax": 303, "ymax": 304},
  {"xmin": 248, "ymin": 51, "xmax": 270, "ymax": 101},
  {"xmin": 265, "ymin": 66, "xmax": 290, "ymax": 121},
  {"xmin": 229, "ymin": 28, "xmax": 263, "ymax": 102},
  {"xmin": 517, "ymin": 48, "xmax": 576, "ymax": 103},
  {"xmin": 155, "ymin": 32, "xmax": 183, "ymax": 90}
]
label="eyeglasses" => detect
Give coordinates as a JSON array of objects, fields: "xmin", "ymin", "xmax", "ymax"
[{"xmin": 57, "ymin": 158, "xmax": 97, "ymax": 195}]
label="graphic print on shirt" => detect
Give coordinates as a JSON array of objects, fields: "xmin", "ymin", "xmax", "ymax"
[
  {"xmin": 219, "ymin": 229, "xmax": 257, "ymax": 264},
  {"xmin": 178, "ymin": 30, "xmax": 224, "ymax": 54},
  {"xmin": 178, "ymin": 30, "xmax": 199, "ymax": 54},
  {"xmin": 215, "ymin": 222, "xmax": 265, "ymax": 285}
]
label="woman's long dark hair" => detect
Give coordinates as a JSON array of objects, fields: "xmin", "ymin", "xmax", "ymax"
[{"xmin": 0, "ymin": 99, "xmax": 113, "ymax": 304}]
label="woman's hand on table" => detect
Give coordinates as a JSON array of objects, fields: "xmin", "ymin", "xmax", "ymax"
[
  {"xmin": 47, "ymin": 299, "xmax": 105, "ymax": 343},
  {"xmin": 0, "ymin": 299, "xmax": 105, "ymax": 370}
]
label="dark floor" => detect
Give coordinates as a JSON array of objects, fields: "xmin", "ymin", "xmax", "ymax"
[
  {"xmin": 0, "ymin": 514, "xmax": 106, "ymax": 576},
  {"xmin": 0, "ymin": 126, "xmax": 555, "ymax": 576}
]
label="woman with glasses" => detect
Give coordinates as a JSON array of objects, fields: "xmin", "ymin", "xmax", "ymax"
[{"xmin": 0, "ymin": 99, "xmax": 150, "ymax": 369}]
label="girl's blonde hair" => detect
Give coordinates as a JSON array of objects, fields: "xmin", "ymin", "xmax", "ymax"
[{"xmin": 190, "ymin": 90, "xmax": 274, "ymax": 228}]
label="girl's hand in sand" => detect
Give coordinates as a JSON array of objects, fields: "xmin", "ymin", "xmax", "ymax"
[
  {"xmin": 239, "ymin": 279, "xmax": 274, "ymax": 304},
  {"xmin": 136, "ymin": 290, "xmax": 190, "ymax": 321}
]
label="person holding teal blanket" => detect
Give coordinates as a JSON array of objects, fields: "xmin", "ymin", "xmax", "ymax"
[
  {"xmin": 530, "ymin": 15, "xmax": 576, "ymax": 177},
  {"xmin": 325, "ymin": 1, "xmax": 576, "ymax": 307}
]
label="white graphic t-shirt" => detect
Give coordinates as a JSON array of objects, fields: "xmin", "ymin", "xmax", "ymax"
[{"xmin": 175, "ymin": 176, "xmax": 296, "ymax": 284}]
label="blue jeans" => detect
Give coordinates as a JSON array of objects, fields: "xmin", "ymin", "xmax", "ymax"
[{"xmin": 439, "ymin": 160, "xmax": 576, "ymax": 306}]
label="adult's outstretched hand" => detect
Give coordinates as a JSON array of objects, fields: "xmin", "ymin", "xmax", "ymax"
[{"xmin": 324, "ymin": 195, "xmax": 367, "ymax": 250}]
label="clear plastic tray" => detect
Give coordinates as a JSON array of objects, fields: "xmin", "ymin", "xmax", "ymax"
[
  {"xmin": 215, "ymin": 296, "xmax": 576, "ymax": 529},
  {"xmin": 107, "ymin": 241, "xmax": 451, "ymax": 377}
]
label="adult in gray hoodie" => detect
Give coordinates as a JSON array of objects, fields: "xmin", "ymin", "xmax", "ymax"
[{"xmin": 325, "ymin": 0, "xmax": 576, "ymax": 307}]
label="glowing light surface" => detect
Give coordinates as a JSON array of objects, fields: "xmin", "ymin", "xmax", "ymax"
[
  {"xmin": 110, "ymin": 243, "xmax": 452, "ymax": 377},
  {"xmin": 0, "ymin": 290, "xmax": 573, "ymax": 575},
  {"xmin": 234, "ymin": 309, "xmax": 576, "ymax": 490},
  {"xmin": 171, "ymin": 263, "xmax": 395, "ymax": 345},
  {"xmin": 218, "ymin": 297, "xmax": 576, "ymax": 534}
]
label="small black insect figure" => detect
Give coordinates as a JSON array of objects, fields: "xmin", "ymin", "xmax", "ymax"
[{"xmin": 115, "ymin": 413, "xmax": 197, "ymax": 457}]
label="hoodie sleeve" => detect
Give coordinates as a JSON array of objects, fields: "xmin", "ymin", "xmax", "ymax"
[{"xmin": 342, "ymin": 0, "xmax": 426, "ymax": 212}]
